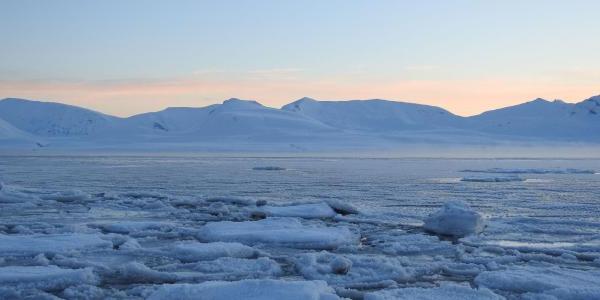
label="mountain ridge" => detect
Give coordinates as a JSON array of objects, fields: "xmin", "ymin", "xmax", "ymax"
[{"xmin": 0, "ymin": 95, "xmax": 599, "ymax": 149}]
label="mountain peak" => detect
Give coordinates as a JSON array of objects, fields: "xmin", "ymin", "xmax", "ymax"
[
  {"xmin": 297, "ymin": 97, "xmax": 317, "ymax": 102},
  {"xmin": 531, "ymin": 98, "xmax": 550, "ymax": 103},
  {"xmin": 222, "ymin": 98, "xmax": 260, "ymax": 105},
  {"xmin": 282, "ymin": 97, "xmax": 318, "ymax": 111},
  {"xmin": 219, "ymin": 98, "xmax": 264, "ymax": 110}
]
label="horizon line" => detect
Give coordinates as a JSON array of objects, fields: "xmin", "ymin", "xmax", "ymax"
[{"xmin": 1, "ymin": 94, "xmax": 599, "ymax": 119}]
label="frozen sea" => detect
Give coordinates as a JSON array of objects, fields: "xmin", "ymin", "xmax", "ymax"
[{"xmin": 1, "ymin": 155, "xmax": 599, "ymax": 299}]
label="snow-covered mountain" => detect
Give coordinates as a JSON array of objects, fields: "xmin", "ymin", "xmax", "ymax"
[
  {"xmin": 125, "ymin": 98, "xmax": 335, "ymax": 137},
  {"xmin": 469, "ymin": 96, "xmax": 600, "ymax": 141},
  {"xmin": 0, "ymin": 95, "xmax": 599, "ymax": 150},
  {"xmin": 282, "ymin": 97, "xmax": 463, "ymax": 132},
  {"xmin": 0, "ymin": 116, "xmax": 38, "ymax": 147},
  {"xmin": 0, "ymin": 98, "xmax": 121, "ymax": 137}
]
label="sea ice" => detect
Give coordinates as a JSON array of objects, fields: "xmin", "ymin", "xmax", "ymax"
[
  {"xmin": 364, "ymin": 283, "xmax": 503, "ymax": 300},
  {"xmin": 0, "ymin": 234, "xmax": 113, "ymax": 256},
  {"xmin": 0, "ymin": 266, "xmax": 98, "ymax": 291},
  {"xmin": 375, "ymin": 233, "xmax": 456, "ymax": 256},
  {"xmin": 206, "ymin": 196, "xmax": 258, "ymax": 206},
  {"xmin": 96, "ymin": 221, "xmax": 175, "ymax": 235},
  {"xmin": 0, "ymin": 183, "xmax": 40, "ymax": 203},
  {"xmin": 475, "ymin": 265, "xmax": 600, "ymax": 298},
  {"xmin": 148, "ymin": 279, "xmax": 341, "ymax": 300},
  {"xmin": 41, "ymin": 190, "xmax": 90, "ymax": 203},
  {"xmin": 259, "ymin": 202, "xmax": 337, "ymax": 219},
  {"xmin": 460, "ymin": 168, "xmax": 596, "ymax": 174},
  {"xmin": 198, "ymin": 218, "xmax": 357, "ymax": 249},
  {"xmin": 325, "ymin": 199, "xmax": 360, "ymax": 215},
  {"xmin": 460, "ymin": 175, "xmax": 524, "ymax": 182},
  {"xmin": 158, "ymin": 257, "xmax": 282, "ymax": 281},
  {"xmin": 294, "ymin": 251, "xmax": 412, "ymax": 288},
  {"xmin": 165, "ymin": 242, "xmax": 261, "ymax": 262},
  {"xmin": 423, "ymin": 201, "xmax": 485, "ymax": 237},
  {"xmin": 252, "ymin": 166, "xmax": 286, "ymax": 171},
  {"xmin": 108, "ymin": 262, "xmax": 177, "ymax": 284}
]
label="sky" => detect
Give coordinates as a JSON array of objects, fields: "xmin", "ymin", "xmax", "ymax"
[{"xmin": 1, "ymin": 0, "xmax": 600, "ymax": 117}]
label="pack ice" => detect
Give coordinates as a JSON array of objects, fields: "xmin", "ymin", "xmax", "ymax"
[{"xmin": 1, "ymin": 155, "xmax": 599, "ymax": 299}]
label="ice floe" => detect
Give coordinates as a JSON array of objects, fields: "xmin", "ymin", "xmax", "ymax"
[
  {"xmin": 252, "ymin": 166, "xmax": 286, "ymax": 171},
  {"xmin": 475, "ymin": 265, "xmax": 600, "ymax": 298},
  {"xmin": 111, "ymin": 261, "xmax": 177, "ymax": 284},
  {"xmin": 164, "ymin": 242, "xmax": 261, "ymax": 263},
  {"xmin": 460, "ymin": 168, "xmax": 596, "ymax": 174},
  {"xmin": 423, "ymin": 201, "xmax": 485, "ymax": 237},
  {"xmin": 259, "ymin": 202, "xmax": 337, "ymax": 219},
  {"xmin": 365, "ymin": 283, "xmax": 503, "ymax": 300},
  {"xmin": 374, "ymin": 233, "xmax": 456, "ymax": 256},
  {"xmin": 294, "ymin": 251, "xmax": 412, "ymax": 288},
  {"xmin": 40, "ymin": 190, "xmax": 90, "ymax": 203},
  {"xmin": 198, "ymin": 218, "xmax": 357, "ymax": 249},
  {"xmin": 148, "ymin": 279, "xmax": 341, "ymax": 300},
  {"xmin": 205, "ymin": 196, "xmax": 259, "ymax": 206},
  {"xmin": 0, "ymin": 266, "xmax": 97, "ymax": 291},
  {"xmin": 325, "ymin": 199, "xmax": 360, "ymax": 215},
  {"xmin": 157, "ymin": 257, "xmax": 282, "ymax": 281},
  {"xmin": 460, "ymin": 175, "xmax": 524, "ymax": 182},
  {"xmin": 94, "ymin": 221, "xmax": 175, "ymax": 235},
  {"xmin": 0, "ymin": 234, "xmax": 113, "ymax": 256},
  {"xmin": 0, "ymin": 183, "xmax": 40, "ymax": 203}
]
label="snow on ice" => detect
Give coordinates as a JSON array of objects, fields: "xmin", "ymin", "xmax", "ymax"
[
  {"xmin": 0, "ymin": 234, "xmax": 113, "ymax": 256},
  {"xmin": 423, "ymin": 201, "xmax": 485, "ymax": 237},
  {"xmin": 148, "ymin": 279, "xmax": 341, "ymax": 300},
  {"xmin": 460, "ymin": 175, "xmax": 524, "ymax": 182},
  {"xmin": 259, "ymin": 202, "xmax": 337, "ymax": 219},
  {"xmin": 164, "ymin": 242, "xmax": 261, "ymax": 262},
  {"xmin": 198, "ymin": 218, "xmax": 357, "ymax": 250},
  {"xmin": 0, "ymin": 266, "xmax": 98, "ymax": 291},
  {"xmin": 474, "ymin": 266, "xmax": 600, "ymax": 299},
  {"xmin": 364, "ymin": 283, "xmax": 503, "ymax": 300},
  {"xmin": 1, "ymin": 157, "xmax": 599, "ymax": 299}
]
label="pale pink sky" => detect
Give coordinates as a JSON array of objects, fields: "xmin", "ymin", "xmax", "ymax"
[{"xmin": 1, "ymin": 75, "xmax": 598, "ymax": 117}]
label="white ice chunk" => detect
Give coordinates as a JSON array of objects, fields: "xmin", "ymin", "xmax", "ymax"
[
  {"xmin": 159, "ymin": 257, "xmax": 282, "ymax": 281},
  {"xmin": 0, "ymin": 183, "xmax": 40, "ymax": 203},
  {"xmin": 0, "ymin": 234, "xmax": 113, "ymax": 256},
  {"xmin": 460, "ymin": 168, "xmax": 596, "ymax": 174},
  {"xmin": 61, "ymin": 284, "xmax": 107, "ymax": 300},
  {"xmin": 423, "ymin": 201, "xmax": 485, "ymax": 237},
  {"xmin": 97, "ymin": 221, "xmax": 174, "ymax": 234},
  {"xmin": 377, "ymin": 234, "xmax": 456, "ymax": 256},
  {"xmin": 206, "ymin": 196, "xmax": 257, "ymax": 206},
  {"xmin": 0, "ymin": 266, "xmax": 98, "ymax": 291},
  {"xmin": 148, "ymin": 279, "xmax": 341, "ymax": 300},
  {"xmin": 198, "ymin": 218, "xmax": 357, "ymax": 250},
  {"xmin": 326, "ymin": 199, "xmax": 360, "ymax": 215},
  {"xmin": 295, "ymin": 251, "xmax": 412, "ymax": 288},
  {"xmin": 260, "ymin": 202, "xmax": 337, "ymax": 219},
  {"xmin": 252, "ymin": 166, "xmax": 286, "ymax": 171},
  {"xmin": 475, "ymin": 266, "xmax": 600, "ymax": 298},
  {"xmin": 41, "ymin": 190, "xmax": 90, "ymax": 203},
  {"xmin": 112, "ymin": 262, "xmax": 176, "ymax": 284},
  {"xmin": 365, "ymin": 283, "xmax": 503, "ymax": 300},
  {"xmin": 166, "ymin": 242, "xmax": 260, "ymax": 262},
  {"xmin": 461, "ymin": 175, "xmax": 524, "ymax": 182}
]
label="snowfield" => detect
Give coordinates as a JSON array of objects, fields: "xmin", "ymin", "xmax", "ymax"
[
  {"xmin": 0, "ymin": 156, "xmax": 599, "ymax": 299},
  {"xmin": 1, "ymin": 95, "xmax": 600, "ymax": 151}
]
